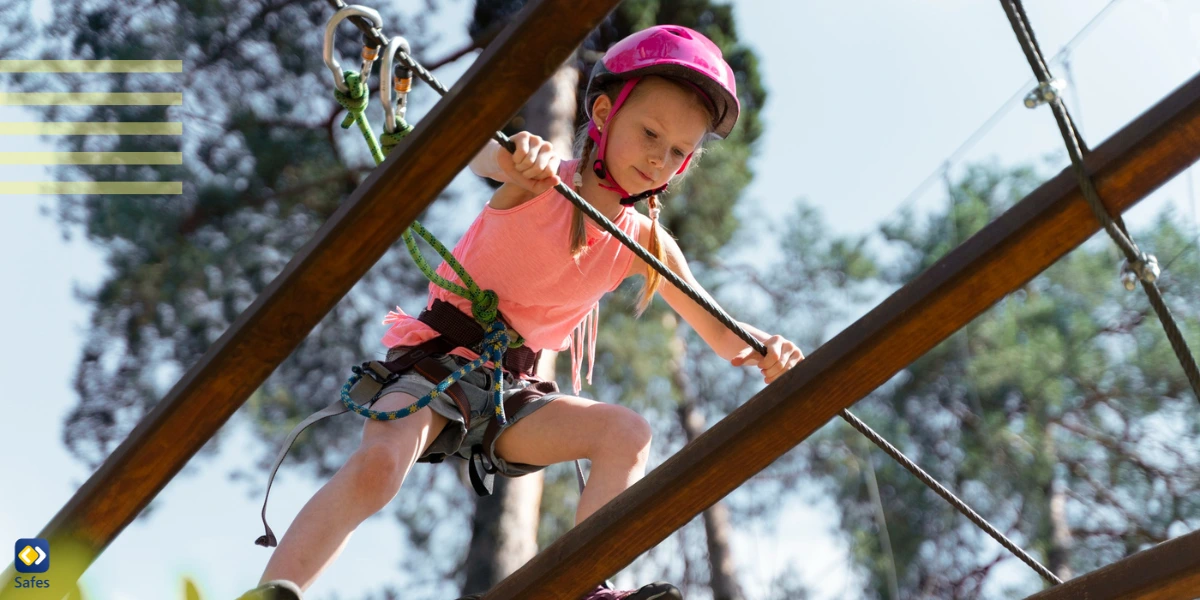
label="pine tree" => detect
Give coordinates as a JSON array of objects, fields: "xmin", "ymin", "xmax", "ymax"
[
  {"xmin": 6, "ymin": 0, "xmax": 489, "ymax": 594},
  {"xmin": 805, "ymin": 162, "xmax": 1200, "ymax": 598}
]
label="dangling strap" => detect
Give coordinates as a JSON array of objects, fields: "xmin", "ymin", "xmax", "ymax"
[
  {"xmin": 254, "ymin": 336, "xmax": 456, "ymax": 546},
  {"xmin": 255, "ymin": 397, "xmax": 351, "ymax": 547},
  {"xmin": 469, "ymin": 444, "xmax": 496, "ymax": 496},
  {"xmin": 575, "ymin": 459, "xmax": 588, "ymax": 494}
]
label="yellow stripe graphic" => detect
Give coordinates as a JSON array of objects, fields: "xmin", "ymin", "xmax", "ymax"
[
  {"xmin": 0, "ymin": 152, "xmax": 182, "ymax": 165},
  {"xmin": 0, "ymin": 93, "xmax": 182, "ymax": 106},
  {"xmin": 0, "ymin": 60, "xmax": 183, "ymax": 73},
  {"xmin": 0, "ymin": 122, "xmax": 182, "ymax": 135},
  {"xmin": 0, "ymin": 182, "xmax": 183, "ymax": 194}
]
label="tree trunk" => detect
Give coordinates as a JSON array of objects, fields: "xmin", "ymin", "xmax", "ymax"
[
  {"xmin": 1047, "ymin": 478, "xmax": 1074, "ymax": 580},
  {"xmin": 671, "ymin": 326, "xmax": 745, "ymax": 600},
  {"xmin": 461, "ymin": 54, "xmax": 578, "ymax": 594},
  {"xmin": 1042, "ymin": 428, "xmax": 1073, "ymax": 581}
]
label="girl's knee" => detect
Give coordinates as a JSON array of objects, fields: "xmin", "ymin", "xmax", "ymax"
[
  {"xmin": 347, "ymin": 442, "xmax": 408, "ymax": 509},
  {"xmin": 598, "ymin": 405, "xmax": 653, "ymax": 461}
]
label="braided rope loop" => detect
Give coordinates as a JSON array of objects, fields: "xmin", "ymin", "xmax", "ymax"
[{"xmin": 341, "ymin": 323, "xmax": 512, "ymax": 426}]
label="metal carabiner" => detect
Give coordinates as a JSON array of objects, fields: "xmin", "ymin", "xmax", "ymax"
[
  {"xmin": 380, "ymin": 35, "xmax": 413, "ymax": 133},
  {"xmin": 322, "ymin": 5, "xmax": 384, "ymax": 93}
]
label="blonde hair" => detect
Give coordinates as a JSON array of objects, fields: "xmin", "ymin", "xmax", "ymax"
[{"xmin": 570, "ymin": 76, "xmax": 713, "ymax": 315}]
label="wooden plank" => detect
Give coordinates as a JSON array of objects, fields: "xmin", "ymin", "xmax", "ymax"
[
  {"xmin": 0, "ymin": 0, "xmax": 620, "ymax": 597},
  {"xmin": 482, "ymin": 71, "xmax": 1200, "ymax": 600},
  {"xmin": 1026, "ymin": 528, "xmax": 1200, "ymax": 600}
]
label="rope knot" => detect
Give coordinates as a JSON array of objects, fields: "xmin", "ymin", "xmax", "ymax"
[
  {"xmin": 334, "ymin": 71, "xmax": 370, "ymax": 129},
  {"xmin": 471, "ymin": 289, "xmax": 500, "ymax": 325},
  {"xmin": 379, "ymin": 120, "xmax": 414, "ymax": 157}
]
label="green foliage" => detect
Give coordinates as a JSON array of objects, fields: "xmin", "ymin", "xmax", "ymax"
[
  {"xmin": 806, "ymin": 162, "xmax": 1200, "ymax": 599},
  {"xmin": 12, "ymin": 0, "xmax": 450, "ymax": 466},
  {"xmin": 9, "ymin": 1, "xmax": 477, "ymax": 595}
]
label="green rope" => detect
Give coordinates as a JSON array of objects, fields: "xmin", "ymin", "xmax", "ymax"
[
  {"xmin": 333, "ymin": 68, "xmax": 522, "ymax": 427},
  {"xmin": 334, "ymin": 71, "xmax": 385, "ymax": 165},
  {"xmin": 380, "ymin": 125, "xmax": 412, "ymax": 156}
]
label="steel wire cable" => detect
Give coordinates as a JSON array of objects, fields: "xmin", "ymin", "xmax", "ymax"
[{"xmin": 1000, "ymin": 0, "xmax": 1200, "ymax": 401}]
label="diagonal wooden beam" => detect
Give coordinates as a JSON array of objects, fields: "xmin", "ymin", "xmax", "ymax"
[
  {"xmin": 482, "ymin": 70, "xmax": 1200, "ymax": 600},
  {"xmin": 0, "ymin": 0, "xmax": 621, "ymax": 597},
  {"xmin": 1025, "ymin": 528, "xmax": 1200, "ymax": 600}
]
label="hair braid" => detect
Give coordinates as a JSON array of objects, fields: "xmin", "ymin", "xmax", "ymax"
[
  {"xmin": 569, "ymin": 134, "xmax": 596, "ymax": 259},
  {"xmin": 635, "ymin": 194, "xmax": 666, "ymax": 315}
]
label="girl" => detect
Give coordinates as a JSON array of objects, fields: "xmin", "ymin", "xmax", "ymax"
[{"xmin": 241, "ymin": 24, "xmax": 803, "ymax": 600}]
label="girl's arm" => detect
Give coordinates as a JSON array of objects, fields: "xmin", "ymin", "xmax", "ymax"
[
  {"xmin": 469, "ymin": 139, "xmax": 506, "ymax": 181},
  {"xmin": 645, "ymin": 228, "xmax": 804, "ymax": 384},
  {"xmin": 471, "ymin": 133, "xmax": 562, "ymax": 210}
]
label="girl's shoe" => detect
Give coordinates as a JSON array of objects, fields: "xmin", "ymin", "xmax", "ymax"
[
  {"xmin": 235, "ymin": 580, "xmax": 304, "ymax": 600},
  {"xmin": 578, "ymin": 580, "xmax": 682, "ymax": 600}
]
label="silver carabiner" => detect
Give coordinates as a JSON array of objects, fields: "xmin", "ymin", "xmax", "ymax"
[
  {"xmin": 380, "ymin": 35, "xmax": 412, "ymax": 133},
  {"xmin": 322, "ymin": 5, "xmax": 384, "ymax": 93}
]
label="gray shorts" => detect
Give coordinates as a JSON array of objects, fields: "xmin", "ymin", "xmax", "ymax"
[{"xmin": 373, "ymin": 345, "xmax": 566, "ymax": 477}]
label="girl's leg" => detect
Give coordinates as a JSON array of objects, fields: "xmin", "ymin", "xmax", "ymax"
[
  {"xmin": 258, "ymin": 392, "xmax": 450, "ymax": 590},
  {"xmin": 491, "ymin": 395, "xmax": 653, "ymax": 525}
]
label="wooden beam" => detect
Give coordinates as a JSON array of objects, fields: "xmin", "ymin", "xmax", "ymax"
[
  {"xmin": 1025, "ymin": 528, "xmax": 1200, "ymax": 600},
  {"xmin": 482, "ymin": 71, "xmax": 1200, "ymax": 600},
  {"xmin": 0, "ymin": 1, "xmax": 620, "ymax": 597}
]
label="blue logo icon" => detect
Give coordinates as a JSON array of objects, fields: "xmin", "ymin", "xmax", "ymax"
[{"xmin": 14, "ymin": 539, "xmax": 49, "ymax": 573}]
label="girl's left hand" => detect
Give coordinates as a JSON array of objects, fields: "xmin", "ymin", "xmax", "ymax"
[{"xmin": 730, "ymin": 334, "xmax": 804, "ymax": 384}]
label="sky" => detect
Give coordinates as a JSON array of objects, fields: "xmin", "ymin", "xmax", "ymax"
[{"xmin": 2, "ymin": 1, "xmax": 1199, "ymax": 599}]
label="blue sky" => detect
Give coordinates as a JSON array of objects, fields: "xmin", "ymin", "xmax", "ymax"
[{"xmin": 2, "ymin": 1, "xmax": 1199, "ymax": 599}]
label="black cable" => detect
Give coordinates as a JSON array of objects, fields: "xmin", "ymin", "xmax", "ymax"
[
  {"xmin": 1000, "ymin": 0, "xmax": 1200, "ymax": 401},
  {"xmin": 839, "ymin": 409, "xmax": 1063, "ymax": 585}
]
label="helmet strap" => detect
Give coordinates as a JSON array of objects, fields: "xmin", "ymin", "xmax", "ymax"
[
  {"xmin": 589, "ymin": 78, "xmax": 641, "ymax": 199},
  {"xmin": 586, "ymin": 76, "xmax": 694, "ymax": 205}
]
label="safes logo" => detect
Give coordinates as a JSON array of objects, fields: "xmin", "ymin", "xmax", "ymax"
[{"xmin": 14, "ymin": 538, "xmax": 49, "ymax": 573}]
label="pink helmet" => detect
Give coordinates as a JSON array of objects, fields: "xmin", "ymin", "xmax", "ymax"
[
  {"xmin": 584, "ymin": 25, "xmax": 740, "ymax": 204},
  {"xmin": 586, "ymin": 24, "xmax": 740, "ymax": 138}
]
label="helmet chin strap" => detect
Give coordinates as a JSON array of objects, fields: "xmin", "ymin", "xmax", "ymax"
[{"xmin": 588, "ymin": 77, "xmax": 693, "ymax": 206}]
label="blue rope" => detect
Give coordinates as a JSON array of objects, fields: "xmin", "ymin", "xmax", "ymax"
[{"xmin": 342, "ymin": 322, "xmax": 512, "ymax": 426}]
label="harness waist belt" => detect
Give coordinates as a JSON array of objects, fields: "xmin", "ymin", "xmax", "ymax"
[{"xmin": 416, "ymin": 299, "xmax": 540, "ymax": 377}]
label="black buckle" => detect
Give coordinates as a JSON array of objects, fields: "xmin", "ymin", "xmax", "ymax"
[{"xmin": 360, "ymin": 361, "xmax": 398, "ymax": 385}]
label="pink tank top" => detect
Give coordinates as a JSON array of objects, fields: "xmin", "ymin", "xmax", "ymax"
[{"xmin": 381, "ymin": 159, "xmax": 642, "ymax": 393}]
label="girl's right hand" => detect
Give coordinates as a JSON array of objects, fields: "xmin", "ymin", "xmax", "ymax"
[{"xmin": 497, "ymin": 131, "xmax": 561, "ymax": 196}]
